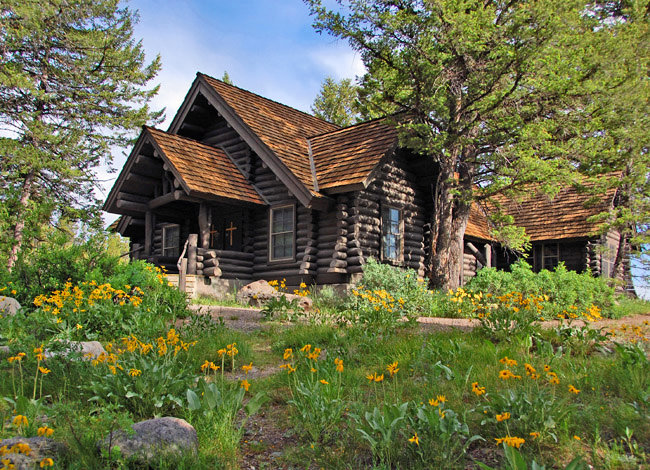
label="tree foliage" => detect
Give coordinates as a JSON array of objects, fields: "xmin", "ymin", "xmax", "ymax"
[
  {"xmin": 311, "ymin": 76, "xmax": 363, "ymax": 126},
  {"xmin": 0, "ymin": 0, "xmax": 162, "ymax": 270},
  {"xmin": 306, "ymin": 0, "xmax": 647, "ymax": 289}
]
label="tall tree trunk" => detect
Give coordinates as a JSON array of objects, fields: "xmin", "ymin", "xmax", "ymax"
[
  {"xmin": 429, "ymin": 164, "xmax": 472, "ymax": 290},
  {"xmin": 611, "ymin": 228, "xmax": 636, "ymax": 296},
  {"xmin": 7, "ymin": 171, "xmax": 35, "ymax": 272}
]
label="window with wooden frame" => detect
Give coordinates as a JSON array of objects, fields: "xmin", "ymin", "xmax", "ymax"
[
  {"xmin": 536, "ymin": 243, "xmax": 559, "ymax": 271},
  {"xmin": 269, "ymin": 205, "xmax": 295, "ymax": 261},
  {"xmin": 381, "ymin": 206, "xmax": 403, "ymax": 262},
  {"xmin": 162, "ymin": 224, "xmax": 180, "ymax": 257}
]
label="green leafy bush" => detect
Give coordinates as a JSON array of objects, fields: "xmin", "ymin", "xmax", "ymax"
[{"xmin": 465, "ymin": 261, "xmax": 615, "ymax": 318}]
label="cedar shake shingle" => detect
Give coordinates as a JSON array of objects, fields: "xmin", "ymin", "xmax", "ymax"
[
  {"xmin": 497, "ymin": 183, "xmax": 615, "ymax": 241},
  {"xmin": 466, "ymin": 203, "xmax": 494, "ymax": 240},
  {"xmin": 310, "ymin": 119, "xmax": 398, "ymax": 189},
  {"xmin": 145, "ymin": 127, "xmax": 264, "ymax": 205},
  {"xmin": 201, "ymin": 74, "xmax": 338, "ymax": 191}
]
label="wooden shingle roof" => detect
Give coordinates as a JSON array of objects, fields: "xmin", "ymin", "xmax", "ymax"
[
  {"xmin": 466, "ymin": 203, "xmax": 494, "ymax": 241},
  {"xmin": 498, "ymin": 183, "xmax": 615, "ymax": 241},
  {"xmin": 145, "ymin": 127, "xmax": 264, "ymax": 205},
  {"xmin": 200, "ymin": 74, "xmax": 339, "ymax": 191},
  {"xmin": 310, "ymin": 119, "xmax": 398, "ymax": 190}
]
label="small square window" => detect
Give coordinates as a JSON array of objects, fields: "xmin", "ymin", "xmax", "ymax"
[{"xmin": 269, "ymin": 206, "xmax": 294, "ymax": 261}]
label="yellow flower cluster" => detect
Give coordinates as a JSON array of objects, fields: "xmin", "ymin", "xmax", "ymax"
[
  {"xmin": 268, "ymin": 279, "xmax": 287, "ymax": 292},
  {"xmin": 293, "ymin": 282, "xmax": 309, "ymax": 297},
  {"xmin": 471, "ymin": 381, "xmax": 486, "ymax": 396},
  {"xmin": 37, "ymin": 426, "xmax": 54, "ymax": 437},
  {"xmin": 33, "ymin": 280, "xmax": 144, "ymax": 320},
  {"xmin": 351, "ymin": 286, "xmax": 399, "ymax": 312},
  {"xmin": 90, "ymin": 329, "xmax": 196, "ymax": 376},
  {"xmin": 0, "ymin": 441, "xmax": 31, "ymax": 456},
  {"xmin": 495, "ymin": 436, "xmax": 525, "ymax": 448}
]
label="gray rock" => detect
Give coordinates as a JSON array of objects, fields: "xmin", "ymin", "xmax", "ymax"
[
  {"xmin": 44, "ymin": 340, "xmax": 106, "ymax": 360},
  {"xmin": 0, "ymin": 296, "xmax": 21, "ymax": 316},
  {"xmin": 237, "ymin": 280, "xmax": 278, "ymax": 305},
  {"xmin": 0, "ymin": 436, "xmax": 66, "ymax": 470},
  {"xmin": 99, "ymin": 417, "xmax": 198, "ymax": 464},
  {"xmin": 237, "ymin": 280, "xmax": 312, "ymax": 311}
]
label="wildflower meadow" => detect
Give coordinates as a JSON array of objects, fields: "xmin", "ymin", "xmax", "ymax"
[{"xmin": 0, "ymin": 252, "xmax": 648, "ymax": 469}]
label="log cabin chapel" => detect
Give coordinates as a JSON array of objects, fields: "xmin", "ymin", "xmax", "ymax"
[{"xmin": 104, "ymin": 73, "xmax": 631, "ymax": 297}]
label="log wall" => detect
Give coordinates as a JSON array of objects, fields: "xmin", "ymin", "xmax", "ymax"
[{"xmin": 345, "ymin": 158, "xmax": 430, "ymax": 277}]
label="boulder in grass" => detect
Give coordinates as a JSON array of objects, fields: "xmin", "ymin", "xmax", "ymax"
[
  {"xmin": 99, "ymin": 417, "xmax": 198, "ymax": 464},
  {"xmin": 44, "ymin": 341, "xmax": 107, "ymax": 360},
  {"xmin": 237, "ymin": 280, "xmax": 278, "ymax": 305},
  {"xmin": 237, "ymin": 280, "xmax": 312, "ymax": 311},
  {"xmin": 0, "ymin": 436, "xmax": 66, "ymax": 470},
  {"xmin": 0, "ymin": 296, "xmax": 21, "ymax": 317}
]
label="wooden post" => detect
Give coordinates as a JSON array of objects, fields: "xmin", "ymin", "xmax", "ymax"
[
  {"xmin": 484, "ymin": 243, "xmax": 492, "ymax": 268},
  {"xmin": 187, "ymin": 234, "xmax": 198, "ymax": 274},
  {"xmin": 144, "ymin": 211, "xmax": 153, "ymax": 257},
  {"xmin": 198, "ymin": 203, "xmax": 211, "ymax": 249},
  {"xmin": 179, "ymin": 258, "xmax": 188, "ymax": 293}
]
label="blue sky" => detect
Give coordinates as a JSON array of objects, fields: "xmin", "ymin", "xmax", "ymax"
[{"xmin": 130, "ymin": 0, "xmax": 363, "ymax": 126}]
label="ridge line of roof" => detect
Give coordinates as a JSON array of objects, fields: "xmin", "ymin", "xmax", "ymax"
[{"xmin": 197, "ymin": 72, "xmax": 339, "ymax": 131}]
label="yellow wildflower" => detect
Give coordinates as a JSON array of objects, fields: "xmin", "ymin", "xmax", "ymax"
[
  {"xmin": 37, "ymin": 426, "xmax": 54, "ymax": 437},
  {"xmin": 529, "ymin": 432, "xmax": 540, "ymax": 439},
  {"xmin": 568, "ymin": 385, "xmax": 580, "ymax": 394},
  {"xmin": 496, "ymin": 412, "xmax": 511, "ymax": 422},
  {"xmin": 374, "ymin": 373, "xmax": 384, "ymax": 383},
  {"xmin": 283, "ymin": 348, "xmax": 293, "ymax": 360},
  {"xmin": 241, "ymin": 379, "xmax": 251, "ymax": 391},
  {"xmin": 408, "ymin": 432, "xmax": 419, "ymax": 446},
  {"xmin": 319, "ymin": 379, "xmax": 329, "ymax": 385},
  {"xmin": 471, "ymin": 382, "xmax": 486, "ymax": 396},
  {"xmin": 40, "ymin": 457, "xmax": 54, "ymax": 467},
  {"xmin": 38, "ymin": 367, "xmax": 51, "ymax": 375},
  {"xmin": 12, "ymin": 415, "xmax": 28, "ymax": 427},
  {"xmin": 242, "ymin": 362, "xmax": 253, "ymax": 375},
  {"xmin": 495, "ymin": 436, "xmax": 525, "ymax": 448},
  {"xmin": 386, "ymin": 361, "xmax": 399, "ymax": 376},
  {"xmin": 429, "ymin": 398, "xmax": 440, "ymax": 407},
  {"xmin": 128, "ymin": 369, "xmax": 142, "ymax": 377}
]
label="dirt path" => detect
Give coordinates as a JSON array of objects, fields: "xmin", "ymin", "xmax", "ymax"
[{"xmin": 188, "ymin": 304, "xmax": 650, "ymax": 341}]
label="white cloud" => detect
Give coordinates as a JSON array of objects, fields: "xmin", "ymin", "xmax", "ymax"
[{"xmin": 309, "ymin": 44, "xmax": 366, "ymax": 81}]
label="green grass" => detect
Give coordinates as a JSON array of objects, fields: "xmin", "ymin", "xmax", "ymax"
[
  {"xmin": 1, "ymin": 304, "xmax": 648, "ymax": 469},
  {"xmin": 190, "ymin": 294, "xmax": 248, "ymax": 308}
]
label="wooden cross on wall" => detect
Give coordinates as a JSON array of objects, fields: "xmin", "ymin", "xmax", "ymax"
[{"xmin": 225, "ymin": 221, "xmax": 237, "ymax": 247}]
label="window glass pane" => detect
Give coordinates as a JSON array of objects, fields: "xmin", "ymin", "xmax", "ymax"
[
  {"xmin": 381, "ymin": 207, "xmax": 401, "ymax": 261},
  {"xmin": 270, "ymin": 207, "xmax": 294, "ymax": 260}
]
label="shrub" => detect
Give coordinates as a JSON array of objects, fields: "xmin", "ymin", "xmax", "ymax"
[
  {"xmin": 465, "ymin": 261, "xmax": 615, "ymax": 318},
  {"xmin": 342, "ymin": 259, "xmax": 434, "ymax": 329},
  {"xmin": 0, "ymin": 230, "xmax": 124, "ymax": 306}
]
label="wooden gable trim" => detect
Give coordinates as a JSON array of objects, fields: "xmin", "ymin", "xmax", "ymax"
[
  {"xmin": 142, "ymin": 129, "xmax": 193, "ymax": 197},
  {"xmin": 306, "ymin": 138, "xmax": 319, "ymax": 193},
  {"xmin": 103, "ymin": 130, "xmax": 152, "ymax": 213},
  {"xmin": 166, "ymin": 77, "xmax": 202, "ymax": 135},
  {"xmin": 218, "ymin": 145, "xmax": 270, "ymax": 205},
  {"xmin": 194, "ymin": 75, "xmax": 322, "ymax": 209}
]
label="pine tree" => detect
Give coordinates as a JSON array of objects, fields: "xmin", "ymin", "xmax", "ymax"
[
  {"xmin": 311, "ymin": 76, "xmax": 362, "ymax": 126},
  {"xmin": 306, "ymin": 0, "xmax": 646, "ymax": 289},
  {"xmin": 0, "ymin": 0, "xmax": 162, "ymax": 271}
]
